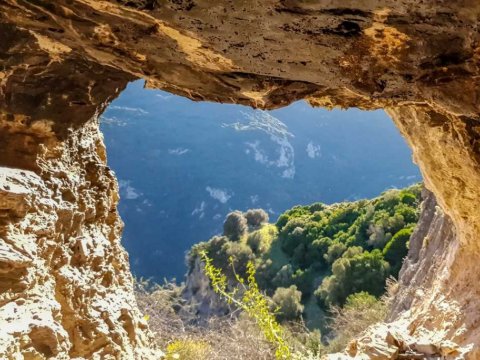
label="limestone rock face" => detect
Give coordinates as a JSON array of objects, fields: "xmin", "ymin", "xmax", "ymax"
[
  {"xmin": 335, "ymin": 191, "xmax": 467, "ymax": 359},
  {"xmin": 0, "ymin": 0, "xmax": 480, "ymax": 358},
  {"xmin": 0, "ymin": 51, "xmax": 158, "ymax": 357},
  {"xmin": 0, "ymin": 113, "xmax": 160, "ymax": 358}
]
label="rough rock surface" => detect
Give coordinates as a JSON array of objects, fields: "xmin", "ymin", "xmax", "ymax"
[
  {"xmin": 0, "ymin": 110, "xmax": 160, "ymax": 358},
  {"xmin": 0, "ymin": 0, "xmax": 480, "ymax": 358},
  {"xmin": 181, "ymin": 257, "xmax": 231, "ymax": 321},
  {"xmin": 331, "ymin": 190, "xmax": 466, "ymax": 359}
]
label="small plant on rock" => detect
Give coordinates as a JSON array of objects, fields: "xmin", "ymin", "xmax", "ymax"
[{"xmin": 200, "ymin": 250, "xmax": 291, "ymax": 359}]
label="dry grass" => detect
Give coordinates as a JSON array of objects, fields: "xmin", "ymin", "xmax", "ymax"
[
  {"xmin": 134, "ymin": 277, "xmax": 394, "ymax": 359},
  {"xmin": 135, "ymin": 279, "xmax": 277, "ymax": 359},
  {"xmin": 323, "ymin": 278, "xmax": 396, "ymax": 354}
]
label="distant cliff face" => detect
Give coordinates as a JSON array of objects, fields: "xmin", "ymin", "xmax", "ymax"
[
  {"xmin": 344, "ymin": 190, "xmax": 464, "ymax": 359},
  {"xmin": 0, "ymin": 1, "xmax": 479, "ymax": 358}
]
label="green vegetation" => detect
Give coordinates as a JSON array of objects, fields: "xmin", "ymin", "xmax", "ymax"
[
  {"xmin": 136, "ymin": 187, "xmax": 419, "ymax": 358},
  {"xmin": 272, "ymin": 286, "xmax": 304, "ymax": 321},
  {"xmin": 315, "ymin": 247, "xmax": 390, "ymax": 306},
  {"xmin": 201, "ymin": 251, "xmax": 291, "ymax": 359},
  {"xmin": 325, "ymin": 291, "xmax": 389, "ymax": 353},
  {"xmin": 165, "ymin": 340, "xmax": 211, "ymax": 360},
  {"xmin": 135, "ymin": 273, "xmax": 392, "ymax": 360},
  {"xmin": 245, "ymin": 208, "xmax": 270, "ymax": 228},
  {"xmin": 383, "ymin": 227, "xmax": 413, "ymax": 275},
  {"xmin": 223, "ymin": 210, "xmax": 248, "ymax": 241},
  {"xmin": 189, "ymin": 184, "xmax": 421, "ymax": 332},
  {"xmin": 134, "ymin": 278, "xmax": 289, "ymax": 359}
]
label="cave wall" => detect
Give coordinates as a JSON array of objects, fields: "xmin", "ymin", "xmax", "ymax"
[
  {"xmin": 0, "ymin": 0, "xmax": 479, "ymax": 358},
  {"xmin": 0, "ymin": 56, "xmax": 161, "ymax": 357}
]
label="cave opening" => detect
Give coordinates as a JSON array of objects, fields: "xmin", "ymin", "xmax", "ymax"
[
  {"xmin": 99, "ymin": 80, "xmax": 422, "ymax": 283},
  {"xmin": 1, "ymin": 1, "xmax": 479, "ymax": 357}
]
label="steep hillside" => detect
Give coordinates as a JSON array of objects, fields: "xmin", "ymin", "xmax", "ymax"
[{"xmin": 185, "ymin": 185, "xmax": 422, "ymax": 331}]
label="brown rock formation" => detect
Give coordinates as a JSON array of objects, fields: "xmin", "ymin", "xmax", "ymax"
[{"xmin": 0, "ymin": 0, "xmax": 479, "ymax": 358}]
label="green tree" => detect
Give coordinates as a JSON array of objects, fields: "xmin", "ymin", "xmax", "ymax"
[
  {"xmin": 245, "ymin": 209, "xmax": 269, "ymax": 228},
  {"xmin": 305, "ymin": 237, "xmax": 332, "ymax": 269},
  {"xmin": 292, "ymin": 243, "xmax": 307, "ymax": 267},
  {"xmin": 315, "ymin": 249, "xmax": 390, "ymax": 306},
  {"xmin": 272, "ymin": 264, "xmax": 295, "ymax": 288},
  {"xmin": 324, "ymin": 242, "xmax": 347, "ymax": 264},
  {"xmin": 223, "ymin": 211, "xmax": 248, "ymax": 241},
  {"xmin": 383, "ymin": 227, "xmax": 413, "ymax": 276},
  {"xmin": 223, "ymin": 242, "xmax": 255, "ymax": 278},
  {"xmin": 292, "ymin": 268, "xmax": 316, "ymax": 296},
  {"xmin": 394, "ymin": 203, "xmax": 418, "ymax": 224},
  {"xmin": 201, "ymin": 236, "xmax": 254, "ymax": 278},
  {"xmin": 247, "ymin": 231, "xmax": 264, "ymax": 253},
  {"xmin": 272, "ymin": 285, "xmax": 304, "ymax": 321},
  {"xmin": 400, "ymin": 192, "xmax": 417, "ymax": 205},
  {"xmin": 281, "ymin": 222, "xmax": 307, "ymax": 255},
  {"xmin": 275, "ymin": 213, "xmax": 290, "ymax": 230}
]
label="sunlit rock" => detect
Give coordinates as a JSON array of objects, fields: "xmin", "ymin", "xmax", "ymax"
[{"xmin": 0, "ymin": 0, "xmax": 479, "ymax": 358}]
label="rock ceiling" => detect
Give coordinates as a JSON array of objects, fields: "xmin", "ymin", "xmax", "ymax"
[{"xmin": 0, "ymin": 0, "xmax": 479, "ymax": 358}]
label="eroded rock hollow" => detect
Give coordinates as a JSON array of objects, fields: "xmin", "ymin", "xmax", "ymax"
[{"xmin": 0, "ymin": 0, "xmax": 479, "ymax": 358}]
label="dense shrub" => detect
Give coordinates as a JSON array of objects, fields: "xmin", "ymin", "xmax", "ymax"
[
  {"xmin": 367, "ymin": 223, "xmax": 391, "ymax": 248},
  {"xmin": 281, "ymin": 222, "xmax": 307, "ymax": 255},
  {"xmin": 400, "ymin": 191, "xmax": 417, "ymax": 205},
  {"xmin": 305, "ymin": 237, "xmax": 332, "ymax": 269},
  {"xmin": 246, "ymin": 231, "xmax": 264, "ymax": 253},
  {"xmin": 324, "ymin": 242, "xmax": 347, "ymax": 265},
  {"xmin": 383, "ymin": 227, "xmax": 413, "ymax": 276},
  {"xmin": 308, "ymin": 202, "xmax": 326, "ymax": 212},
  {"xmin": 292, "ymin": 243, "xmax": 308, "ymax": 268},
  {"xmin": 221, "ymin": 242, "xmax": 255, "ymax": 278},
  {"xmin": 187, "ymin": 236, "xmax": 228, "ymax": 271},
  {"xmin": 395, "ymin": 203, "xmax": 418, "ymax": 224},
  {"xmin": 275, "ymin": 213, "xmax": 290, "ymax": 229},
  {"xmin": 291, "ymin": 268, "xmax": 316, "ymax": 297},
  {"xmin": 190, "ymin": 235, "xmax": 254, "ymax": 278},
  {"xmin": 272, "ymin": 285, "xmax": 304, "ymax": 321},
  {"xmin": 187, "ymin": 184, "xmax": 421, "ymax": 332},
  {"xmin": 246, "ymin": 224, "xmax": 276, "ymax": 254},
  {"xmin": 315, "ymin": 249, "xmax": 390, "ymax": 306},
  {"xmin": 326, "ymin": 292, "xmax": 388, "ymax": 353},
  {"xmin": 272, "ymin": 264, "xmax": 295, "ymax": 288},
  {"xmin": 223, "ymin": 211, "xmax": 248, "ymax": 241},
  {"xmin": 245, "ymin": 209, "xmax": 270, "ymax": 227}
]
